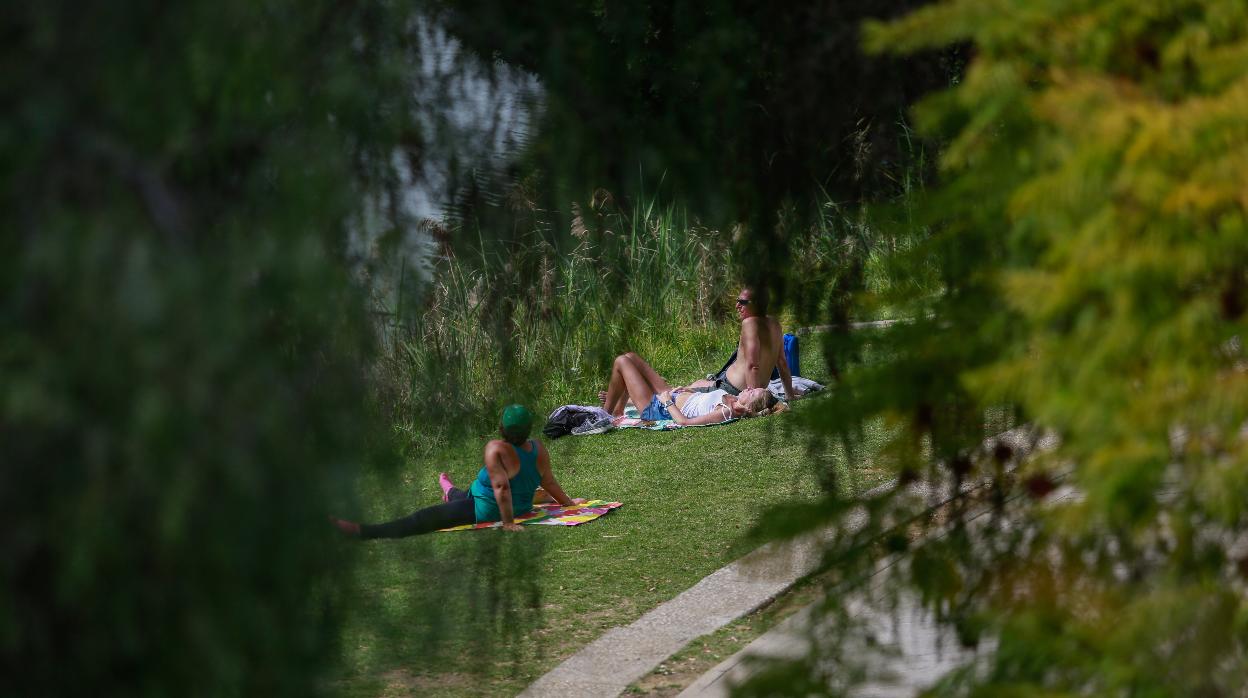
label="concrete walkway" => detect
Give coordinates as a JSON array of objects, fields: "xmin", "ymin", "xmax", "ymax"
[
  {"xmin": 679, "ymin": 556, "xmax": 984, "ymax": 697},
  {"xmin": 521, "ymin": 478, "xmax": 952, "ymax": 697},
  {"xmin": 682, "ymin": 481, "xmax": 1074, "ymax": 697},
  {"xmin": 521, "ymin": 428, "xmax": 1048, "ymax": 697},
  {"xmin": 519, "ymin": 530, "xmax": 829, "ymax": 696},
  {"xmin": 520, "ymin": 470, "xmax": 902, "ymax": 697}
]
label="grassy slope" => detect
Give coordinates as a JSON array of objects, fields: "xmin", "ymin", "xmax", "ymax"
[{"xmin": 333, "ymin": 387, "xmax": 886, "ymax": 697}]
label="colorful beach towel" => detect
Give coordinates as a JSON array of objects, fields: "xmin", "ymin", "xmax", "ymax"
[{"xmin": 438, "ymin": 500, "xmax": 623, "ymax": 532}]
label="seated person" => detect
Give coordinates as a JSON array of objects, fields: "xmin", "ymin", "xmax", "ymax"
[
  {"xmin": 709, "ymin": 287, "xmax": 799, "ymax": 401},
  {"xmin": 331, "ymin": 405, "xmax": 582, "ymax": 537},
  {"xmin": 600, "ymin": 352, "xmax": 786, "ymax": 426}
]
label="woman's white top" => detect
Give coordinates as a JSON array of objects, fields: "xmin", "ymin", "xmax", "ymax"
[{"xmin": 678, "ymin": 389, "xmax": 730, "ymax": 419}]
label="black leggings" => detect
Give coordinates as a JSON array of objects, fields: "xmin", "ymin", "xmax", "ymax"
[{"xmin": 360, "ymin": 487, "xmax": 477, "ymax": 539}]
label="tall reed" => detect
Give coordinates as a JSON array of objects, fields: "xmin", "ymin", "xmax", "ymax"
[
  {"xmin": 374, "ymin": 170, "xmax": 929, "ymax": 453},
  {"xmin": 375, "ymin": 198, "xmax": 740, "ymax": 451}
]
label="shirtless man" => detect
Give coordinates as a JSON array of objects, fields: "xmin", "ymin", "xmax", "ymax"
[{"xmin": 705, "ymin": 287, "xmax": 798, "ymax": 401}]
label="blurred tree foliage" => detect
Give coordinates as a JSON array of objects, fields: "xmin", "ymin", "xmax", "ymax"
[
  {"xmin": 366, "ymin": 0, "xmax": 960, "ymax": 442},
  {"xmin": 741, "ymin": 0, "xmax": 1248, "ymax": 694},
  {"xmin": 0, "ymin": 1, "xmax": 429, "ymax": 694},
  {"xmin": 429, "ymin": 0, "xmax": 960, "ymax": 299}
]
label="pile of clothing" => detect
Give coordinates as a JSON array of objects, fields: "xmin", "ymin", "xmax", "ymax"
[{"xmin": 542, "ymin": 405, "xmax": 615, "ymax": 438}]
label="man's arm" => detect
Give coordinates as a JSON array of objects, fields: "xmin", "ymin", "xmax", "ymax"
[
  {"xmin": 739, "ymin": 318, "xmax": 764, "ymax": 390},
  {"xmin": 774, "ymin": 323, "xmax": 797, "ymax": 401},
  {"xmin": 777, "ymin": 349, "xmax": 797, "ymax": 401},
  {"xmin": 485, "ymin": 443, "xmax": 522, "ymax": 531}
]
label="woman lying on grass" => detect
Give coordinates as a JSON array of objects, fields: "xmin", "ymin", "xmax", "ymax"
[
  {"xmin": 331, "ymin": 405, "xmax": 583, "ymax": 538},
  {"xmin": 600, "ymin": 352, "xmax": 787, "ymax": 426}
]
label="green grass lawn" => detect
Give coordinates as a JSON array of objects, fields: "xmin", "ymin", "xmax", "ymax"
[{"xmin": 330, "ymin": 392, "xmax": 887, "ymax": 697}]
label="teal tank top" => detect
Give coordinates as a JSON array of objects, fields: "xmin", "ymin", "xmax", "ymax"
[{"xmin": 469, "ymin": 440, "xmax": 543, "ymax": 522}]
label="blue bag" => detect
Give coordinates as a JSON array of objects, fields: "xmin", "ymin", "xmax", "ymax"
[{"xmin": 783, "ymin": 332, "xmax": 800, "ymax": 378}]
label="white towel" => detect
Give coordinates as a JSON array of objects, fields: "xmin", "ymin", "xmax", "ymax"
[{"xmin": 768, "ymin": 376, "xmax": 824, "ymax": 401}]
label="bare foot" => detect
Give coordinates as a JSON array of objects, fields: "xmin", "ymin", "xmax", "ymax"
[
  {"xmin": 329, "ymin": 517, "xmax": 361, "ymax": 537},
  {"xmin": 438, "ymin": 472, "xmax": 455, "ymax": 502}
]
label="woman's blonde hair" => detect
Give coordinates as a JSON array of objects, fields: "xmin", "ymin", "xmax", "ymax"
[{"xmin": 739, "ymin": 390, "xmax": 784, "ymax": 417}]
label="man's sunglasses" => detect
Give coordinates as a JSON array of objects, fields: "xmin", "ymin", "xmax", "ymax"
[{"xmin": 735, "ymin": 298, "xmax": 751, "ymax": 307}]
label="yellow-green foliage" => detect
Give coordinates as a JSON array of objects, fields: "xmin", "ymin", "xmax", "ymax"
[
  {"xmin": 869, "ymin": 0, "xmax": 1248, "ymax": 523},
  {"xmin": 841, "ymin": 0, "xmax": 1248, "ymax": 693}
]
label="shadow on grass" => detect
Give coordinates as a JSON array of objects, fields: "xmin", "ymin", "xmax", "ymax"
[{"xmin": 340, "ymin": 530, "xmax": 551, "ymax": 686}]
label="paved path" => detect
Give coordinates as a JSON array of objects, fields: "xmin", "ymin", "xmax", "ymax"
[
  {"xmin": 678, "ymin": 558, "xmax": 983, "ymax": 697},
  {"xmin": 520, "ymin": 470, "xmax": 903, "ymax": 697},
  {"xmin": 682, "ymin": 482, "xmax": 1075, "ymax": 697},
  {"xmin": 520, "ymin": 426, "xmax": 1045, "ymax": 697},
  {"xmin": 518, "ymin": 530, "xmax": 828, "ymax": 696}
]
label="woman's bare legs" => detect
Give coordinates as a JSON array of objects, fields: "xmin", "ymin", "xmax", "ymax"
[
  {"xmin": 602, "ymin": 353, "xmax": 637, "ymax": 415},
  {"xmin": 603, "ymin": 352, "xmax": 672, "ymax": 416}
]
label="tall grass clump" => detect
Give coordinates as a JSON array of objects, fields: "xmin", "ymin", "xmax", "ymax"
[
  {"xmin": 783, "ymin": 119, "xmax": 939, "ymax": 383},
  {"xmin": 375, "ymin": 195, "xmax": 742, "ymax": 452},
  {"xmin": 373, "ymin": 163, "xmax": 938, "ymax": 456},
  {"xmin": 787, "ymin": 119, "xmax": 936, "ymax": 321},
  {"xmin": 373, "ymin": 116, "xmax": 939, "ymax": 455}
]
